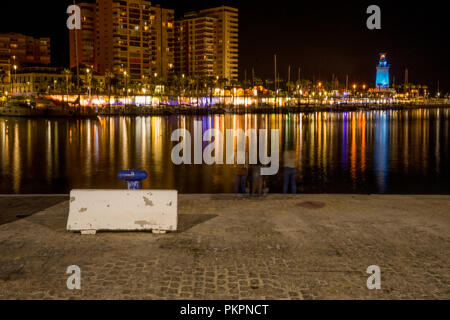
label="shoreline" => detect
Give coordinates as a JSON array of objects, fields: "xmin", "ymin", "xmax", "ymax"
[{"xmin": 1, "ymin": 102, "xmax": 449, "ymax": 118}]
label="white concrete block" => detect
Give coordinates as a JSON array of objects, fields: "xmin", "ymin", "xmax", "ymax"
[{"xmin": 67, "ymin": 190, "xmax": 177, "ymax": 234}]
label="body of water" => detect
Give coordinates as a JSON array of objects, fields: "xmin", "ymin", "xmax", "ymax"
[{"xmin": 0, "ymin": 108, "xmax": 448, "ymax": 194}]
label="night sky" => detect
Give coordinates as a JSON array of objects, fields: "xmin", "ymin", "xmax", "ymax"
[{"xmin": 1, "ymin": 0, "xmax": 449, "ymax": 92}]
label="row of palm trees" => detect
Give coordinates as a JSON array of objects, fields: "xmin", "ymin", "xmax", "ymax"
[
  {"xmin": 0, "ymin": 66, "xmax": 438, "ymax": 100},
  {"xmin": 64, "ymin": 70, "xmax": 243, "ymax": 102}
]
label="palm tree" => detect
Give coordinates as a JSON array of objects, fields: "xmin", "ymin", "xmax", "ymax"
[
  {"xmin": 105, "ymin": 72, "xmax": 115, "ymax": 107},
  {"xmin": 62, "ymin": 69, "xmax": 72, "ymax": 102},
  {"xmin": 0, "ymin": 69, "xmax": 7, "ymax": 95},
  {"xmin": 218, "ymin": 77, "xmax": 228, "ymax": 105},
  {"xmin": 205, "ymin": 76, "xmax": 216, "ymax": 106},
  {"xmin": 422, "ymin": 85, "xmax": 429, "ymax": 98},
  {"xmin": 186, "ymin": 76, "xmax": 197, "ymax": 105}
]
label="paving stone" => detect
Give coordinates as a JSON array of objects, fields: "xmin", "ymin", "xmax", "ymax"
[{"xmin": 0, "ymin": 194, "xmax": 448, "ymax": 300}]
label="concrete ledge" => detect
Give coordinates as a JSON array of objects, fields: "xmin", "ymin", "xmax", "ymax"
[{"xmin": 67, "ymin": 190, "xmax": 177, "ymax": 234}]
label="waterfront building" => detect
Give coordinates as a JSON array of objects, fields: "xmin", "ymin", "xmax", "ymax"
[
  {"xmin": 93, "ymin": 0, "xmax": 174, "ymax": 82},
  {"xmin": 376, "ymin": 53, "xmax": 390, "ymax": 89},
  {"xmin": 152, "ymin": 5, "xmax": 175, "ymax": 81},
  {"xmin": 200, "ymin": 6, "xmax": 238, "ymax": 82},
  {"xmin": 0, "ymin": 33, "xmax": 51, "ymax": 90},
  {"xmin": 174, "ymin": 13, "xmax": 218, "ymax": 79},
  {"xmin": 174, "ymin": 6, "xmax": 238, "ymax": 82},
  {"xmin": 13, "ymin": 67, "xmax": 66, "ymax": 94},
  {"xmin": 69, "ymin": 2, "xmax": 96, "ymax": 70},
  {"xmin": 12, "ymin": 66, "xmax": 105, "ymax": 95}
]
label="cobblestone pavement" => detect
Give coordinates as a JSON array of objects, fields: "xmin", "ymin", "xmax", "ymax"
[
  {"xmin": 0, "ymin": 195, "xmax": 67, "ymax": 226},
  {"xmin": 0, "ymin": 194, "xmax": 448, "ymax": 300}
]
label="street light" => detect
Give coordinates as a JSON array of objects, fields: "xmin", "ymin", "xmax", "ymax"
[
  {"xmin": 124, "ymin": 71, "xmax": 128, "ymax": 105},
  {"xmin": 86, "ymin": 68, "xmax": 92, "ymax": 100},
  {"xmin": 12, "ymin": 65, "xmax": 17, "ymax": 94},
  {"xmin": 10, "ymin": 55, "xmax": 16, "ymax": 93}
]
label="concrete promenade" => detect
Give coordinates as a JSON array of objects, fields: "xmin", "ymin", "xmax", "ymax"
[{"xmin": 0, "ymin": 194, "xmax": 448, "ymax": 300}]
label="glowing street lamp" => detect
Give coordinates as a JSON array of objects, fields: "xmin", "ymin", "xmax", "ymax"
[
  {"xmin": 12, "ymin": 65, "xmax": 17, "ymax": 93},
  {"xmin": 86, "ymin": 68, "xmax": 92, "ymax": 99},
  {"xmin": 123, "ymin": 71, "xmax": 128, "ymax": 104}
]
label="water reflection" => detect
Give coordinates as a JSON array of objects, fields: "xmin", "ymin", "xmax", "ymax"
[{"xmin": 0, "ymin": 108, "xmax": 448, "ymax": 194}]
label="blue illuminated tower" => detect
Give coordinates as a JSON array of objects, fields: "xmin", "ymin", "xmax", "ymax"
[{"xmin": 376, "ymin": 53, "xmax": 390, "ymax": 89}]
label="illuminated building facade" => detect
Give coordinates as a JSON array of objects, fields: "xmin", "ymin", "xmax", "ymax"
[
  {"xmin": 376, "ymin": 53, "xmax": 390, "ymax": 89},
  {"xmin": 174, "ymin": 6, "xmax": 238, "ymax": 82},
  {"xmin": 0, "ymin": 33, "xmax": 51, "ymax": 87},
  {"xmin": 93, "ymin": 0, "xmax": 174, "ymax": 82},
  {"xmin": 70, "ymin": 3, "xmax": 95, "ymax": 70},
  {"xmin": 174, "ymin": 13, "xmax": 218, "ymax": 78},
  {"xmin": 152, "ymin": 5, "xmax": 175, "ymax": 80},
  {"xmin": 200, "ymin": 6, "xmax": 238, "ymax": 82},
  {"xmin": 11, "ymin": 66, "xmax": 105, "ymax": 94}
]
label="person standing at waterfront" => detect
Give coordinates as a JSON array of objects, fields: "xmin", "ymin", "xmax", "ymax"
[
  {"xmin": 283, "ymin": 150, "xmax": 297, "ymax": 194},
  {"xmin": 251, "ymin": 164, "xmax": 264, "ymax": 197},
  {"xmin": 233, "ymin": 163, "xmax": 249, "ymax": 197}
]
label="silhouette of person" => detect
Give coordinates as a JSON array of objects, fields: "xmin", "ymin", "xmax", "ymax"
[{"xmin": 283, "ymin": 150, "xmax": 297, "ymax": 194}]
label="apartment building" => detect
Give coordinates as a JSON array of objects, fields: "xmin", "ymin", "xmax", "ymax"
[
  {"xmin": 152, "ymin": 5, "xmax": 175, "ymax": 80},
  {"xmin": 92, "ymin": 0, "xmax": 174, "ymax": 82},
  {"xmin": 68, "ymin": 2, "xmax": 238, "ymax": 83},
  {"xmin": 174, "ymin": 13, "xmax": 217, "ymax": 79},
  {"xmin": 174, "ymin": 6, "xmax": 238, "ymax": 82},
  {"xmin": 69, "ymin": 2, "xmax": 96, "ymax": 70},
  {"xmin": 0, "ymin": 33, "xmax": 51, "ymax": 85},
  {"xmin": 199, "ymin": 6, "xmax": 238, "ymax": 82}
]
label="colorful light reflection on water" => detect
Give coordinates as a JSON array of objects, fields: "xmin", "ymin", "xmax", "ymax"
[{"xmin": 0, "ymin": 108, "xmax": 448, "ymax": 194}]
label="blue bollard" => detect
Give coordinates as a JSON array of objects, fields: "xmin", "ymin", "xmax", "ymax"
[{"xmin": 118, "ymin": 169, "xmax": 148, "ymax": 190}]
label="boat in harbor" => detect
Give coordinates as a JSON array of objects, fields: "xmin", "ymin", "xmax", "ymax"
[{"xmin": 0, "ymin": 97, "xmax": 97, "ymax": 118}]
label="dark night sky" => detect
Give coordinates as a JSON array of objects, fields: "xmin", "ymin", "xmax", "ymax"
[{"xmin": 1, "ymin": 0, "xmax": 449, "ymax": 92}]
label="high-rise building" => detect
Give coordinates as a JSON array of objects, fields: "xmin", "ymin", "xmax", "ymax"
[
  {"xmin": 199, "ymin": 6, "xmax": 238, "ymax": 82},
  {"xmin": 174, "ymin": 13, "xmax": 218, "ymax": 79},
  {"xmin": 376, "ymin": 53, "xmax": 390, "ymax": 89},
  {"xmin": 93, "ymin": 0, "xmax": 174, "ymax": 82},
  {"xmin": 153, "ymin": 5, "xmax": 175, "ymax": 80},
  {"xmin": 174, "ymin": 6, "xmax": 238, "ymax": 82},
  {"xmin": 69, "ymin": 3, "xmax": 95, "ymax": 70},
  {"xmin": 0, "ymin": 33, "xmax": 51, "ymax": 84}
]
